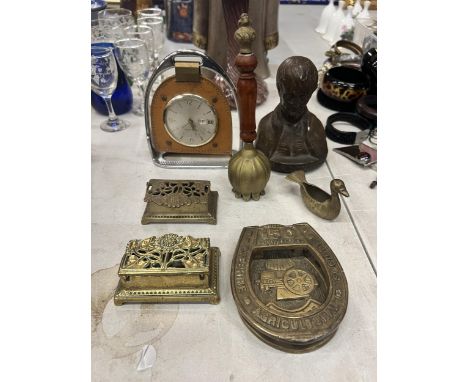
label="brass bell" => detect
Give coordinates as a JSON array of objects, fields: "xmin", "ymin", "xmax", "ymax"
[
  {"xmin": 228, "ymin": 14, "xmax": 271, "ymax": 201},
  {"xmin": 229, "ymin": 143, "xmax": 271, "ymax": 201}
]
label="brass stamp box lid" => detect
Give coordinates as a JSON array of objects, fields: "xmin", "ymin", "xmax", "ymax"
[
  {"xmin": 141, "ymin": 179, "xmax": 218, "ymax": 225},
  {"xmin": 230, "ymin": 223, "xmax": 348, "ymax": 353},
  {"xmin": 115, "ymin": 233, "xmax": 220, "ymax": 305},
  {"xmin": 118, "ymin": 234, "xmax": 210, "ymax": 276}
]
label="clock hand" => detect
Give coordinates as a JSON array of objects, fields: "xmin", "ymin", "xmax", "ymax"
[
  {"xmin": 180, "ymin": 121, "xmax": 191, "ymax": 130},
  {"xmin": 188, "ymin": 118, "xmax": 196, "ymax": 130}
]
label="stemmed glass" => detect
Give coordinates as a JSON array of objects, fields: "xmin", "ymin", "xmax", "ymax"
[
  {"xmin": 114, "ymin": 38, "xmax": 151, "ymax": 116},
  {"xmin": 136, "ymin": 7, "xmax": 162, "ymax": 18},
  {"xmin": 137, "ymin": 16, "xmax": 164, "ymax": 64},
  {"xmin": 91, "ymin": 46, "xmax": 129, "ymax": 132},
  {"xmin": 124, "ymin": 25, "xmax": 156, "ymax": 69},
  {"xmin": 98, "ymin": 8, "xmax": 135, "ymax": 41},
  {"xmin": 91, "ymin": 19, "xmax": 108, "ymax": 43}
]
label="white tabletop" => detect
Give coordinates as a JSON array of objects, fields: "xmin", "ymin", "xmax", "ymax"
[{"xmin": 92, "ymin": 5, "xmax": 376, "ymax": 381}]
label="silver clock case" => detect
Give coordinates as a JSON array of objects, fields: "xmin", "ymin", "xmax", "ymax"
[{"xmin": 144, "ymin": 50, "xmax": 241, "ymax": 169}]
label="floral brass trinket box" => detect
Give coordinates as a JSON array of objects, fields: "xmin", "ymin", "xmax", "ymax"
[
  {"xmin": 231, "ymin": 223, "xmax": 348, "ymax": 353},
  {"xmin": 141, "ymin": 179, "xmax": 218, "ymax": 225},
  {"xmin": 114, "ymin": 234, "xmax": 220, "ymax": 305}
]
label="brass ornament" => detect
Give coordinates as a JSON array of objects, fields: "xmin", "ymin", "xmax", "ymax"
[
  {"xmin": 227, "ymin": 14, "xmax": 272, "ymax": 201},
  {"xmin": 234, "ymin": 13, "xmax": 256, "ymax": 54},
  {"xmin": 114, "ymin": 234, "xmax": 220, "ymax": 305},
  {"xmin": 231, "ymin": 223, "xmax": 348, "ymax": 353},
  {"xmin": 141, "ymin": 179, "xmax": 218, "ymax": 224},
  {"xmin": 286, "ymin": 171, "xmax": 349, "ymax": 220},
  {"xmin": 228, "ymin": 143, "xmax": 271, "ymax": 201}
]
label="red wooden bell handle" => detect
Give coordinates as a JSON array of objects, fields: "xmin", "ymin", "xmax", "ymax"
[{"xmin": 234, "ymin": 14, "xmax": 257, "ymax": 144}]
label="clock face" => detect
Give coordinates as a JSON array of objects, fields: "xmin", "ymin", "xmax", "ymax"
[{"xmin": 163, "ymin": 94, "xmax": 218, "ymax": 147}]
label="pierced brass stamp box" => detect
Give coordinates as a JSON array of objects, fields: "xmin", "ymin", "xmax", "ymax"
[
  {"xmin": 114, "ymin": 234, "xmax": 220, "ymax": 305},
  {"xmin": 141, "ymin": 180, "xmax": 218, "ymax": 225},
  {"xmin": 231, "ymin": 223, "xmax": 348, "ymax": 353}
]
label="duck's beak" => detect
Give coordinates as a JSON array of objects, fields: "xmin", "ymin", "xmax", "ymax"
[{"xmin": 339, "ymin": 187, "xmax": 349, "ymax": 197}]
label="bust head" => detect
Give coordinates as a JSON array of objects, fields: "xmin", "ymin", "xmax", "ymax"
[{"xmin": 276, "ymin": 56, "xmax": 318, "ymax": 122}]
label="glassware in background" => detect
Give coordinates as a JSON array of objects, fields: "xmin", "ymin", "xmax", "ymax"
[
  {"xmin": 98, "ymin": 7, "xmax": 132, "ymax": 20},
  {"xmin": 137, "ymin": 16, "xmax": 164, "ymax": 63},
  {"xmin": 353, "ymin": 17, "xmax": 376, "ymax": 47},
  {"xmin": 124, "ymin": 24, "xmax": 156, "ymax": 69},
  {"xmin": 136, "ymin": 7, "xmax": 162, "ymax": 18},
  {"xmin": 91, "ymin": 19, "xmax": 108, "ymax": 43},
  {"xmin": 92, "ymin": 18, "xmax": 124, "ymax": 44},
  {"xmin": 98, "ymin": 8, "xmax": 135, "ymax": 41},
  {"xmin": 114, "ymin": 38, "xmax": 151, "ymax": 116},
  {"xmin": 91, "ymin": 46, "xmax": 130, "ymax": 132},
  {"xmin": 91, "ymin": 42, "xmax": 133, "ymax": 116},
  {"xmin": 91, "ymin": 0, "xmax": 107, "ymax": 22}
]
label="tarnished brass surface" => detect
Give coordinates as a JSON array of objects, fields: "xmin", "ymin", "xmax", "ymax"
[
  {"xmin": 227, "ymin": 15, "xmax": 271, "ymax": 201},
  {"xmin": 228, "ymin": 143, "xmax": 271, "ymax": 201},
  {"xmin": 234, "ymin": 13, "xmax": 256, "ymax": 55},
  {"xmin": 231, "ymin": 223, "xmax": 348, "ymax": 353},
  {"xmin": 114, "ymin": 234, "xmax": 220, "ymax": 305},
  {"xmin": 175, "ymin": 61, "xmax": 201, "ymax": 83},
  {"xmin": 141, "ymin": 179, "xmax": 218, "ymax": 224},
  {"xmin": 286, "ymin": 171, "xmax": 349, "ymax": 220}
]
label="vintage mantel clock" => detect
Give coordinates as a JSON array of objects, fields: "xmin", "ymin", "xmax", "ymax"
[{"xmin": 144, "ymin": 50, "xmax": 240, "ymax": 168}]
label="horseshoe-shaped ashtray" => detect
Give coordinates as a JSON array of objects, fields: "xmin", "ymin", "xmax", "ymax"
[{"xmin": 230, "ymin": 223, "xmax": 348, "ymax": 353}]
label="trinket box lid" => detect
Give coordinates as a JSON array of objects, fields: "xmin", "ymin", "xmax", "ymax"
[
  {"xmin": 118, "ymin": 234, "xmax": 211, "ymax": 276},
  {"xmin": 115, "ymin": 234, "xmax": 220, "ymax": 305},
  {"xmin": 141, "ymin": 179, "xmax": 218, "ymax": 225}
]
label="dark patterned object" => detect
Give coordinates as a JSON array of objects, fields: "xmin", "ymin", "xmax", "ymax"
[
  {"xmin": 361, "ymin": 48, "xmax": 377, "ymax": 95},
  {"xmin": 255, "ymin": 56, "xmax": 328, "ymax": 173},
  {"xmin": 317, "ymin": 66, "xmax": 369, "ymax": 112},
  {"xmin": 166, "ymin": 0, "xmax": 193, "ymax": 42},
  {"xmin": 321, "ymin": 66, "xmax": 369, "ymax": 102}
]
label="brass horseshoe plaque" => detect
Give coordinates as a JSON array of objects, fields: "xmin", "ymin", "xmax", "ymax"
[{"xmin": 230, "ymin": 223, "xmax": 348, "ymax": 353}]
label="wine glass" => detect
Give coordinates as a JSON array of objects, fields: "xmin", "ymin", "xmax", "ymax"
[
  {"xmin": 124, "ymin": 25, "xmax": 155, "ymax": 69},
  {"xmin": 114, "ymin": 38, "xmax": 151, "ymax": 116},
  {"xmin": 98, "ymin": 8, "xmax": 135, "ymax": 41},
  {"xmin": 91, "ymin": 19, "xmax": 109, "ymax": 43},
  {"xmin": 137, "ymin": 16, "xmax": 164, "ymax": 63},
  {"xmin": 136, "ymin": 7, "xmax": 162, "ymax": 18},
  {"xmin": 91, "ymin": 46, "xmax": 129, "ymax": 132}
]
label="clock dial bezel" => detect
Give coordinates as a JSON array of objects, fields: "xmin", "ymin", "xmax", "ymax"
[
  {"xmin": 163, "ymin": 94, "xmax": 219, "ymax": 147},
  {"xmin": 150, "ymin": 75, "xmax": 232, "ymax": 155}
]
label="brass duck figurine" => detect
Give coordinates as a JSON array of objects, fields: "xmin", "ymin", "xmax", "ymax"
[{"xmin": 286, "ymin": 170, "xmax": 349, "ymax": 220}]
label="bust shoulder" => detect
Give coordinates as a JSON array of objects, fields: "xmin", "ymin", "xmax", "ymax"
[{"xmin": 256, "ymin": 111, "xmax": 278, "ymax": 157}]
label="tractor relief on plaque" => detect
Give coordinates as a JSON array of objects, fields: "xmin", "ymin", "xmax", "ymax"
[{"xmin": 250, "ymin": 248, "xmax": 328, "ymax": 317}]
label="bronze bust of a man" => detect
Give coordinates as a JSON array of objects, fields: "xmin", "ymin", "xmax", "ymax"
[{"xmin": 255, "ymin": 56, "xmax": 328, "ymax": 173}]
